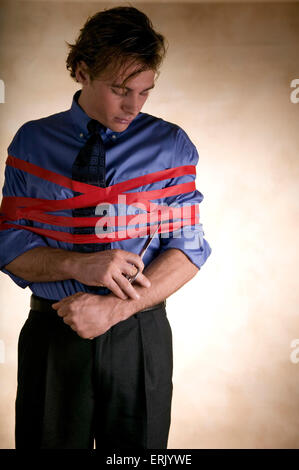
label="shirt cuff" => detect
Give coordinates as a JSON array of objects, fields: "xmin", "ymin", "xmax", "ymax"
[
  {"xmin": 0, "ymin": 228, "xmax": 48, "ymax": 288},
  {"xmin": 159, "ymin": 224, "xmax": 212, "ymax": 270}
]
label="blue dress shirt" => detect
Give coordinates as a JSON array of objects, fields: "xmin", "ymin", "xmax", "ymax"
[{"xmin": 0, "ymin": 91, "xmax": 211, "ymax": 300}]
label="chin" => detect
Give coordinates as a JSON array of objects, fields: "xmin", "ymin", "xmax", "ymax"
[{"xmin": 110, "ymin": 122, "xmax": 130, "ymax": 132}]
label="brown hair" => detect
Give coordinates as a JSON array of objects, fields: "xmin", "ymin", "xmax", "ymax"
[{"xmin": 66, "ymin": 6, "xmax": 167, "ymax": 84}]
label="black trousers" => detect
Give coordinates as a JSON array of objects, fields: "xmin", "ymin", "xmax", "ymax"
[{"xmin": 15, "ymin": 298, "xmax": 173, "ymax": 449}]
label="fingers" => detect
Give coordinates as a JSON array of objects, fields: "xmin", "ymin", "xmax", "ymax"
[
  {"xmin": 62, "ymin": 315, "xmax": 73, "ymax": 326},
  {"xmin": 133, "ymin": 272, "xmax": 151, "ymax": 288},
  {"xmin": 113, "ymin": 273, "xmax": 141, "ymax": 300},
  {"xmin": 122, "ymin": 262, "xmax": 140, "ymax": 281},
  {"xmin": 94, "ymin": 252, "xmax": 148, "ymax": 300},
  {"xmin": 106, "ymin": 277, "xmax": 129, "ymax": 301},
  {"xmin": 103, "ymin": 274, "xmax": 139, "ymax": 300},
  {"xmin": 123, "ymin": 251, "xmax": 145, "ymax": 273},
  {"xmin": 52, "ymin": 292, "xmax": 81, "ymax": 316},
  {"xmin": 52, "ymin": 299, "xmax": 67, "ymax": 314},
  {"xmin": 53, "ymin": 303, "xmax": 69, "ymax": 317}
]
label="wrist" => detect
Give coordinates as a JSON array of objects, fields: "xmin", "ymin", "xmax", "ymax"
[
  {"xmin": 61, "ymin": 250, "xmax": 82, "ymax": 280},
  {"xmin": 106, "ymin": 294, "xmax": 137, "ymax": 327}
]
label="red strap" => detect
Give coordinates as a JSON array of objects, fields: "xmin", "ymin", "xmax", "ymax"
[
  {"xmin": 0, "ymin": 199, "xmax": 199, "ymax": 227},
  {"xmin": 0, "ymin": 217, "xmax": 199, "ymax": 243},
  {"xmin": 0, "ymin": 156, "xmax": 200, "ymax": 244},
  {"xmin": 1, "ymin": 181, "xmax": 195, "ymax": 213},
  {"xmin": 6, "ymin": 155, "xmax": 196, "ymax": 195}
]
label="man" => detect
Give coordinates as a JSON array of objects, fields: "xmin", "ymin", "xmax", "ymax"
[{"xmin": 0, "ymin": 6, "xmax": 211, "ymax": 449}]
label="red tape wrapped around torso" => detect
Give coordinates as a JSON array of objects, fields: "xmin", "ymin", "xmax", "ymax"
[{"xmin": 0, "ymin": 155, "xmax": 200, "ymax": 243}]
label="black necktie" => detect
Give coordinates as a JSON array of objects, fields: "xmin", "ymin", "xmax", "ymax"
[{"xmin": 72, "ymin": 119, "xmax": 111, "ymax": 254}]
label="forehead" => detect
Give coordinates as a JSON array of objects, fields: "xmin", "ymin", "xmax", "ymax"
[
  {"xmin": 112, "ymin": 69, "xmax": 156, "ymax": 89},
  {"xmin": 101, "ymin": 61, "xmax": 156, "ymax": 88}
]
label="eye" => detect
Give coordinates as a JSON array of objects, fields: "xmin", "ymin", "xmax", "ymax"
[{"xmin": 111, "ymin": 87, "xmax": 127, "ymax": 97}]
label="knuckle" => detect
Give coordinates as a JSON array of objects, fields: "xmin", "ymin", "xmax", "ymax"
[
  {"xmin": 137, "ymin": 259, "xmax": 144, "ymax": 271},
  {"xmin": 108, "ymin": 260, "xmax": 118, "ymax": 273},
  {"xmin": 131, "ymin": 265, "xmax": 138, "ymax": 276},
  {"xmin": 113, "ymin": 249, "xmax": 122, "ymax": 259},
  {"xmin": 111, "ymin": 260, "xmax": 120, "ymax": 269}
]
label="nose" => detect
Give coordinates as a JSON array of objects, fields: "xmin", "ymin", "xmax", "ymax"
[{"xmin": 121, "ymin": 94, "xmax": 140, "ymax": 116}]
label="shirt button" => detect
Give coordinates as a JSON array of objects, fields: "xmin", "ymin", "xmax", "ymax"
[
  {"xmin": 79, "ymin": 133, "xmax": 84, "ymax": 138},
  {"xmin": 112, "ymin": 134, "xmax": 117, "ymax": 140}
]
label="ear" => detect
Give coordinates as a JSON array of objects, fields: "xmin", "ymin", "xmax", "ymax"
[{"xmin": 75, "ymin": 61, "xmax": 91, "ymax": 85}]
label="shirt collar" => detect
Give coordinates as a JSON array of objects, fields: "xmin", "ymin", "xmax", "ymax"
[
  {"xmin": 69, "ymin": 90, "xmax": 91, "ymax": 138},
  {"xmin": 69, "ymin": 90, "xmax": 140, "ymax": 141}
]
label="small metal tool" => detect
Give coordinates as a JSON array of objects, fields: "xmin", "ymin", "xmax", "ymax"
[{"xmin": 127, "ymin": 222, "xmax": 161, "ymax": 283}]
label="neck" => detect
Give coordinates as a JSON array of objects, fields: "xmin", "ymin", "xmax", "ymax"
[{"xmin": 77, "ymin": 89, "xmax": 98, "ymax": 122}]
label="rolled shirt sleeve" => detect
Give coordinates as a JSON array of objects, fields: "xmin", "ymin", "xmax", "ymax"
[
  {"xmin": 0, "ymin": 125, "xmax": 48, "ymax": 288},
  {"xmin": 158, "ymin": 128, "xmax": 212, "ymax": 270}
]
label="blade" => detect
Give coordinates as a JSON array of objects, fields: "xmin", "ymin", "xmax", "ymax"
[
  {"xmin": 127, "ymin": 222, "xmax": 161, "ymax": 283},
  {"xmin": 138, "ymin": 221, "xmax": 161, "ymax": 259}
]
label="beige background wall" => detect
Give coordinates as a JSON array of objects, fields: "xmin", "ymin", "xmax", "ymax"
[{"xmin": 0, "ymin": 0, "xmax": 299, "ymax": 449}]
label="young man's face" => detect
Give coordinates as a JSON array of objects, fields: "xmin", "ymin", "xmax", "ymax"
[{"xmin": 76, "ymin": 62, "xmax": 156, "ymax": 132}]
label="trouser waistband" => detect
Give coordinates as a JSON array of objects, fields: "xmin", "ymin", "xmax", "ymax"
[{"xmin": 30, "ymin": 294, "xmax": 166, "ymax": 316}]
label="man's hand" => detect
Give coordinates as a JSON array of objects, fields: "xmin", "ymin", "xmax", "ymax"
[
  {"xmin": 72, "ymin": 249, "xmax": 151, "ymax": 300},
  {"xmin": 52, "ymin": 249, "xmax": 199, "ymax": 340},
  {"xmin": 52, "ymin": 292, "xmax": 120, "ymax": 339},
  {"xmin": 4, "ymin": 246, "xmax": 151, "ymax": 301}
]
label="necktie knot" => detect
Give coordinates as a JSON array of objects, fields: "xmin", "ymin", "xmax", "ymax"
[{"xmin": 87, "ymin": 119, "xmax": 102, "ymax": 135}]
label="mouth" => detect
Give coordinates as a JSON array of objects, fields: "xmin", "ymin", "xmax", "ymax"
[{"xmin": 114, "ymin": 117, "xmax": 133, "ymax": 125}]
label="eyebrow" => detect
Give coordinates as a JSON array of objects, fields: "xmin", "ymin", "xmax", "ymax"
[{"xmin": 111, "ymin": 83, "xmax": 155, "ymax": 92}]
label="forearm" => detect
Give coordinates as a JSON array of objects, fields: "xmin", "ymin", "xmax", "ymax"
[
  {"xmin": 4, "ymin": 246, "xmax": 78, "ymax": 282},
  {"xmin": 51, "ymin": 248, "xmax": 200, "ymax": 339},
  {"xmin": 111, "ymin": 248, "xmax": 199, "ymax": 322},
  {"xmin": 4, "ymin": 246, "xmax": 152, "ymax": 300}
]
